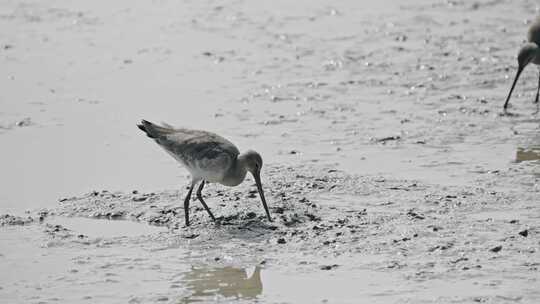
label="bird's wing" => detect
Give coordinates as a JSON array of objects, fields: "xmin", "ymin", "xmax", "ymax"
[
  {"xmin": 138, "ymin": 120, "xmax": 240, "ymax": 171},
  {"xmin": 164, "ymin": 130, "xmax": 240, "ymax": 161}
]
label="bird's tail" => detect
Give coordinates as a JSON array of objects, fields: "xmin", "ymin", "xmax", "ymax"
[{"xmin": 137, "ymin": 120, "xmax": 173, "ymax": 139}]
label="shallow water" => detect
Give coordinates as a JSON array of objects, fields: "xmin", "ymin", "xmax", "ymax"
[
  {"xmin": 1, "ymin": 0, "xmax": 540, "ymax": 303},
  {"xmin": 0, "ymin": 224, "xmax": 188, "ymax": 303}
]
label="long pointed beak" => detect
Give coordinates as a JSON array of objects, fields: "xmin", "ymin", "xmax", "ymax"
[
  {"xmin": 253, "ymin": 170, "xmax": 272, "ymax": 222},
  {"xmin": 504, "ymin": 65, "xmax": 524, "ymax": 110}
]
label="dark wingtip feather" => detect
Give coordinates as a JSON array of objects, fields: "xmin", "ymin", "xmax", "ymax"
[{"xmin": 137, "ymin": 119, "xmax": 157, "ymax": 138}]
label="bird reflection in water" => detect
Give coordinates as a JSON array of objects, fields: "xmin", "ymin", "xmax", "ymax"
[{"xmin": 179, "ymin": 266, "xmax": 263, "ymax": 303}]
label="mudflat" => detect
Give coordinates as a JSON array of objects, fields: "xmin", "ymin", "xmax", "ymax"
[{"xmin": 1, "ymin": 0, "xmax": 539, "ymax": 303}]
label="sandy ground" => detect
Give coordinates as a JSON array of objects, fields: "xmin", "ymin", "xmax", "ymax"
[{"xmin": 1, "ymin": 0, "xmax": 540, "ymax": 303}]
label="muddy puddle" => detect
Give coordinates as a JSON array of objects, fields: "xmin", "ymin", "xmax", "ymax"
[
  {"xmin": 1, "ymin": 0, "xmax": 540, "ymax": 303},
  {"xmin": 516, "ymin": 146, "xmax": 540, "ymax": 162},
  {"xmin": 0, "ymin": 224, "xmax": 188, "ymax": 303},
  {"xmin": 176, "ymin": 265, "xmax": 403, "ymax": 304}
]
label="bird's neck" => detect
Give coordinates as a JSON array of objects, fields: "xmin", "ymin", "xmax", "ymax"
[{"xmin": 221, "ymin": 155, "xmax": 248, "ymax": 186}]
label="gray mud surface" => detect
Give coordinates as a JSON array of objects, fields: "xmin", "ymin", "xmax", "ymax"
[
  {"xmin": 3, "ymin": 163, "xmax": 539, "ymax": 303},
  {"xmin": 1, "ymin": 0, "xmax": 540, "ymax": 303}
]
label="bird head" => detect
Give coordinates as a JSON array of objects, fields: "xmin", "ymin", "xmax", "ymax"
[
  {"xmin": 242, "ymin": 150, "xmax": 263, "ymax": 175},
  {"xmin": 503, "ymin": 42, "xmax": 540, "ymax": 110},
  {"xmin": 239, "ymin": 150, "xmax": 272, "ymax": 222},
  {"xmin": 517, "ymin": 42, "xmax": 539, "ymax": 68}
]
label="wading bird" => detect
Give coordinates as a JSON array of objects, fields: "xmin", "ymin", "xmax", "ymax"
[
  {"xmin": 137, "ymin": 120, "xmax": 272, "ymax": 226},
  {"xmin": 504, "ymin": 16, "xmax": 540, "ymax": 111}
]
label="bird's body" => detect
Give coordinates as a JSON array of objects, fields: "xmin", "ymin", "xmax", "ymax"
[
  {"xmin": 504, "ymin": 16, "xmax": 540, "ymax": 110},
  {"xmin": 137, "ymin": 120, "xmax": 271, "ymax": 226},
  {"xmin": 147, "ymin": 126, "xmax": 242, "ymax": 185}
]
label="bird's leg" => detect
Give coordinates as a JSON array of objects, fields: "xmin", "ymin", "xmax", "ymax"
[
  {"xmin": 533, "ymin": 69, "xmax": 540, "ymax": 115},
  {"xmin": 196, "ymin": 180, "xmax": 216, "ymax": 222},
  {"xmin": 183, "ymin": 182, "xmax": 195, "ymax": 226},
  {"xmin": 535, "ymin": 68, "xmax": 540, "ymax": 104}
]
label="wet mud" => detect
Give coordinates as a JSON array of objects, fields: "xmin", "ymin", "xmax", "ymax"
[
  {"xmin": 2, "ymin": 162, "xmax": 539, "ymax": 302},
  {"xmin": 1, "ymin": 0, "xmax": 540, "ymax": 303}
]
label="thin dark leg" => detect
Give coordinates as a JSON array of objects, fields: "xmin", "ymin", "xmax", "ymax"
[
  {"xmin": 534, "ymin": 70, "xmax": 540, "ymax": 115},
  {"xmin": 196, "ymin": 181, "xmax": 216, "ymax": 221},
  {"xmin": 535, "ymin": 69, "xmax": 540, "ymax": 104},
  {"xmin": 183, "ymin": 183, "xmax": 195, "ymax": 226}
]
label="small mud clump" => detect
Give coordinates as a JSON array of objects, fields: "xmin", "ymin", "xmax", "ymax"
[
  {"xmin": 320, "ymin": 264, "xmax": 339, "ymax": 270},
  {"xmin": 518, "ymin": 229, "xmax": 528, "ymax": 237},
  {"xmin": 490, "ymin": 245, "xmax": 503, "ymax": 253},
  {"xmin": 0, "ymin": 214, "xmax": 35, "ymax": 226}
]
